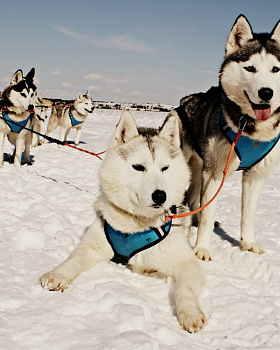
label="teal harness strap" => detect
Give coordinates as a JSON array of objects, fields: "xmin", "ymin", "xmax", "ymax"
[
  {"xmin": 2, "ymin": 112, "xmax": 30, "ymax": 134},
  {"xmin": 104, "ymin": 220, "xmax": 172, "ymax": 265},
  {"xmin": 220, "ymin": 112, "xmax": 280, "ymax": 170},
  {"xmin": 69, "ymin": 109, "xmax": 83, "ymax": 127}
]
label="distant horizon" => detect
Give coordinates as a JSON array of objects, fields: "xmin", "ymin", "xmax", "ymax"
[
  {"xmin": 44, "ymin": 96, "xmax": 175, "ymax": 107},
  {"xmin": 1, "ymin": 1, "xmax": 279, "ymax": 105}
]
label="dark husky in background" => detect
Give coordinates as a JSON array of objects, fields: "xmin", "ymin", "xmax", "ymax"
[
  {"xmin": 167, "ymin": 15, "xmax": 280, "ymax": 261},
  {"xmin": 0, "ymin": 68, "xmax": 37, "ymax": 167}
]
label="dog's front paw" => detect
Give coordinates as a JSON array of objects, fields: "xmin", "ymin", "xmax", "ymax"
[
  {"xmin": 40, "ymin": 272, "xmax": 72, "ymax": 292},
  {"xmin": 241, "ymin": 241, "xmax": 264, "ymax": 254},
  {"xmin": 178, "ymin": 307, "xmax": 206, "ymax": 333},
  {"xmin": 194, "ymin": 246, "xmax": 212, "ymax": 261}
]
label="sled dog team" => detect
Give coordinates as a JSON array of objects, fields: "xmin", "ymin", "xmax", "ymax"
[
  {"xmin": 3, "ymin": 15, "xmax": 280, "ymax": 332},
  {"xmin": 0, "ymin": 69, "xmax": 94, "ymax": 166}
]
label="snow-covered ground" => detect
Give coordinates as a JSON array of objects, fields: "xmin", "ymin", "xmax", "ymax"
[{"xmin": 1, "ymin": 109, "xmax": 279, "ymax": 350}]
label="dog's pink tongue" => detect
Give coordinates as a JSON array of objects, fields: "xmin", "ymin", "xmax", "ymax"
[{"xmin": 253, "ymin": 106, "xmax": 271, "ymax": 121}]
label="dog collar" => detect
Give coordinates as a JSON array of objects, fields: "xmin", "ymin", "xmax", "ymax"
[
  {"xmin": 220, "ymin": 111, "xmax": 280, "ymax": 170},
  {"xmin": 69, "ymin": 108, "xmax": 83, "ymax": 127},
  {"xmin": 2, "ymin": 111, "xmax": 30, "ymax": 134},
  {"xmin": 104, "ymin": 219, "xmax": 172, "ymax": 265}
]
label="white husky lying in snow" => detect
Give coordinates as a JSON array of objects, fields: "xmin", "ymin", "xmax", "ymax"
[{"xmin": 40, "ymin": 111, "xmax": 206, "ymax": 332}]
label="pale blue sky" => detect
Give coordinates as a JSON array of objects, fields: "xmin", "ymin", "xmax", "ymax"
[{"xmin": 1, "ymin": 0, "xmax": 279, "ymax": 104}]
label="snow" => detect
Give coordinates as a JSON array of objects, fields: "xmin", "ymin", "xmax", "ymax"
[{"xmin": 1, "ymin": 109, "xmax": 279, "ymax": 350}]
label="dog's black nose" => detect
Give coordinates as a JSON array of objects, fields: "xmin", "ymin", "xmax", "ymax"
[
  {"xmin": 152, "ymin": 190, "xmax": 166, "ymax": 206},
  {"xmin": 28, "ymin": 104, "xmax": 34, "ymax": 111},
  {"xmin": 258, "ymin": 88, "xmax": 273, "ymax": 102}
]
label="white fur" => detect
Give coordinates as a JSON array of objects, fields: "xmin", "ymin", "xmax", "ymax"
[
  {"xmin": 43, "ymin": 91, "xmax": 94, "ymax": 147},
  {"xmin": 40, "ymin": 111, "xmax": 206, "ymax": 332}
]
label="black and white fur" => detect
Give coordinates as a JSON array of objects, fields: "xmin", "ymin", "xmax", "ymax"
[
  {"xmin": 0, "ymin": 68, "xmax": 37, "ymax": 167},
  {"xmin": 40, "ymin": 111, "xmax": 206, "ymax": 332},
  {"xmin": 167, "ymin": 15, "xmax": 280, "ymax": 261}
]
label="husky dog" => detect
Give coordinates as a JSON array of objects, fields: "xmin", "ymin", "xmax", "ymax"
[
  {"xmin": 40, "ymin": 111, "xmax": 206, "ymax": 332},
  {"xmin": 32, "ymin": 95, "xmax": 53, "ymax": 147},
  {"xmin": 0, "ymin": 68, "xmax": 37, "ymax": 167},
  {"xmin": 44, "ymin": 90, "xmax": 94, "ymax": 147},
  {"xmin": 167, "ymin": 15, "xmax": 280, "ymax": 261}
]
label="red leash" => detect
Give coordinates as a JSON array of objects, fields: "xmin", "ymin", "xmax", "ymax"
[
  {"xmin": 64, "ymin": 143, "xmax": 105, "ymax": 160},
  {"xmin": 0, "ymin": 108, "xmax": 105, "ymax": 160}
]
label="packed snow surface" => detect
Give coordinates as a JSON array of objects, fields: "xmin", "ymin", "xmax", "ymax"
[{"xmin": 1, "ymin": 109, "xmax": 279, "ymax": 350}]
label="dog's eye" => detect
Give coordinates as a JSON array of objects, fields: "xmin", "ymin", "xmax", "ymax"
[
  {"xmin": 132, "ymin": 164, "xmax": 145, "ymax": 172},
  {"xmin": 244, "ymin": 65, "xmax": 256, "ymax": 73},
  {"xmin": 272, "ymin": 66, "xmax": 280, "ymax": 73},
  {"xmin": 20, "ymin": 93, "xmax": 27, "ymax": 98},
  {"xmin": 161, "ymin": 166, "xmax": 169, "ymax": 172}
]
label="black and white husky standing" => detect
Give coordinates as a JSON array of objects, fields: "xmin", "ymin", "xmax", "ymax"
[
  {"xmin": 0, "ymin": 68, "xmax": 37, "ymax": 167},
  {"xmin": 167, "ymin": 15, "xmax": 280, "ymax": 261},
  {"xmin": 41, "ymin": 111, "xmax": 206, "ymax": 332}
]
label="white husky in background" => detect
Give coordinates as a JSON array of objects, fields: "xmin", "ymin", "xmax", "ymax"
[
  {"xmin": 40, "ymin": 111, "xmax": 206, "ymax": 333},
  {"xmin": 169, "ymin": 15, "xmax": 280, "ymax": 261},
  {"xmin": 32, "ymin": 94, "xmax": 53, "ymax": 147},
  {"xmin": 0, "ymin": 68, "xmax": 37, "ymax": 167},
  {"xmin": 44, "ymin": 90, "xmax": 94, "ymax": 147}
]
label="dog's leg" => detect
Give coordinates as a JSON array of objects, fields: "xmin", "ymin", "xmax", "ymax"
[
  {"xmin": 64, "ymin": 128, "xmax": 71, "ymax": 142},
  {"xmin": 174, "ymin": 259, "xmax": 206, "ymax": 332},
  {"xmin": 58, "ymin": 127, "xmax": 67, "ymax": 148},
  {"xmin": 74, "ymin": 126, "xmax": 82, "ymax": 145},
  {"xmin": 37, "ymin": 122, "xmax": 42, "ymax": 146},
  {"xmin": 32, "ymin": 122, "xmax": 40, "ymax": 147},
  {"xmin": 40, "ymin": 220, "xmax": 114, "ymax": 292},
  {"xmin": 240, "ymin": 170, "xmax": 266, "ymax": 254},
  {"xmin": 14, "ymin": 136, "xmax": 25, "ymax": 167},
  {"xmin": 31, "ymin": 133, "xmax": 38, "ymax": 147},
  {"xmin": 187, "ymin": 155, "xmax": 203, "ymax": 226},
  {"xmin": 42, "ymin": 110, "xmax": 58, "ymax": 144},
  {"xmin": 0, "ymin": 132, "xmax": 5, "ymax": 167},
  {"xmin": 194, "ymin": 169, "xmax": 222, "ymax": 261},
  {"xmin": 24, "ymin": 132, "xmax": 32, "ymax": 165}
]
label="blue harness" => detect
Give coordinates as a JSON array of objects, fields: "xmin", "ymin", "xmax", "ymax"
[
  {"xmin": 69, "ymin": 109, "xmax": 83, "ymax": 127},
  {"xmin": 220, "ymin": 112, "xmax": 280, "ymax": 170},
  {"xmin": 2, "ymin": 112, "xmax": 30, "ymax": 133},
  {"xmin": 104, "ymin": 219, "xmax": 172, "ymax": 265}
]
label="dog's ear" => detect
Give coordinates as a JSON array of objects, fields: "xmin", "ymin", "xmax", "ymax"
[
  {"xmin": 37, "ymin": 94, "xmax": 43, "ymax": 104},
  {"xmin": 11, "ymin": 69, "xmax": 23, "ymax": 85},
  {"xmin": 159, "ymin": 115, "xmax": 181, "ymax": 149},
  {"xmin": 110, "ymin": 110, "xmax": 139, "ymax": 148},
  {"xmin": 271, "ymin": 19, "xmax": 280, "ymax": 45},
  {"xmin": 225, "ymin": 14, "xmax": 253, "ymax": 55},
  {"xmin": 77, "ymin": 92, "xmax": 83, "ymax": 100},
  {"xmin": 25, "ymin": 68, "xmax": 35, "ymax": 81},
  {"xmin": 85, "ymin": 90, "xmax": 90, "ymax": 98}
]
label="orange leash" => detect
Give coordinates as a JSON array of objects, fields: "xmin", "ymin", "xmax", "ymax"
[{"xmin": 165, "ymin": 126, "xmax": 244, "ymax": 221}]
